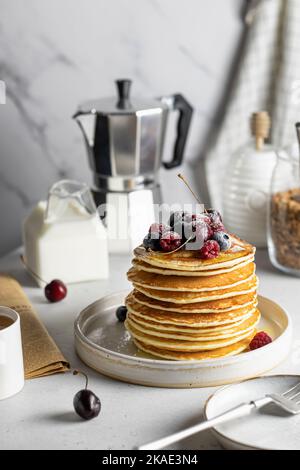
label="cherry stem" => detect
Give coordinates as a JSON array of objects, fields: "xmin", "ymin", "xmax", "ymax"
[
  {"xmin": 177, "ymin": 174, "xmax": 207, "ymax": 213},
  {"xmin": 20, "ymin": 255, "xmax": 47, "ymax": 285},
  {"xmin": 73, "ymin": 369, "xmax": 88, "ymax": 390}
]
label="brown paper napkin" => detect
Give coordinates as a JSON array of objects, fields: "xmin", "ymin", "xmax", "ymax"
[{"xmin": 0, "ymin": 274, "xmax": 70, "ymax": 379}]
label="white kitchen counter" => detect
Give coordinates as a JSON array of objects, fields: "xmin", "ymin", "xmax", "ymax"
[{"xmin": 0, "ymin": 248, "xmax": 299, "ymax": 450}]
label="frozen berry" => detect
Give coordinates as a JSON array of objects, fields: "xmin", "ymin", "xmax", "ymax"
[
  {"xmin": 210, "ymin": 221, "xmax": 225, "ymax": 233},
  {"xmin": 249, "ymin": 332, "xmax": 272, "ymax": 350},
  {"xmin": 160, "ymin": 231, "xmax": 182, "ymax": 252},
  {"xmin": 182, "ymin": 213, "xmax": 194, "ymax": 224},
  {"xmin": 207, "ymin": 209, "xmax": 225, "ymax": 233},
  {"xmin": 149, "ymin": 223, "xmax": 170, "ymax": 235},
  {"xmin": 188, "ymin": 221, "xmax": 209, "ymax": 249},
  {"xmin": 45, "ymin": 280, "xmax": 67, "ymax": 303},
  {"xmin": 143, "ymin": 232, "xmax": 161, "ymax": 251},
  {"xmin": 73, "ymin": 370, "xmax": 101, "ymax": 420},
  {"xmin": 207, "ymin": 209, "xmax": 223, "ymax": 222},
  {"xmin": 116, "ymin": 306, "xmax": 127, "ymax": 322},
  {"xmin": 206, "ymin": 224, "xmax": 214, "ymax": 240},
  {"xmin": 168, "ymin": 211, "xmax": 186, "ymax": 228},
  {"xmin": 194, "ymin": 219, "xmax": 210, "ymax": 239},
  {"xmin": 192, "ymin": 214, "xmax": 211, "ymax": 225},
  {"xmin": 173, "ymin": 221, "xmax": 188, "ymax": 240},
  {"xmin": 199, "ymin": 240, "xmax": 220, "ymax": 260},
  {"xmin": 213, "ymin": 231, "xmax": 231, "ymax": 251},
  {"xmin": 172, "ymin": 213, "xmax": 209, "ymax": 239},
  {"xmin": 173, "ymin": 220, "xmax": 193, "ymax": 240}
]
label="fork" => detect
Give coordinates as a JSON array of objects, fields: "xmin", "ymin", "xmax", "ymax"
[{"xmin": 138, "ymin": 381, "xmax": 300, "ymax": 450}]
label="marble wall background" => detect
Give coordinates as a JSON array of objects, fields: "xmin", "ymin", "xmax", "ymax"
[{"xmin": 0, "ymin": 0, "xmax": 244, "ymax": 256}]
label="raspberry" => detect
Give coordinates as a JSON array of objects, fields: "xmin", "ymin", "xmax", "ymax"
[
  {"xmin": 160, "ymin": 231, "xmax": 182, "ymax": 252},
  {"xmin": 199, "ymin": 240, "xmax": 220, "ymax": 260},
  {"xmin": 249, "ymin": 332, "xmax": 272, "ymax": 350}
]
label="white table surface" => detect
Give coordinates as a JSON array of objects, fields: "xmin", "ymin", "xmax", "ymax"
[{"xmin": 0, "ymin": 248, "xmax": 299, "ymax": 450}]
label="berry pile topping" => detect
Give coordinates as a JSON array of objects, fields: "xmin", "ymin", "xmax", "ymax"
[
  {"xmin": 160, "ymin": 231, "xmax": 182, "ymax": 252},
  {"xmin": 199, "ymin": 240, "xmax": 220, "ymax": 260},
  {"xmin": 249, "ymin": 332, "xmax": 272, "ymax": 350},
  {"xmin": 142, "ymin": 208, "xmax": 231, "ymax": 258},
  {"xmin": 141, "ymin": 175, "xmax": 232, "ymax": 258}
]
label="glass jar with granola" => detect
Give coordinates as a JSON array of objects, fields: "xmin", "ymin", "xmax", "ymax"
[{"xmin": 268, "ymin": 143, "xmax": 300, "ymax": 275}]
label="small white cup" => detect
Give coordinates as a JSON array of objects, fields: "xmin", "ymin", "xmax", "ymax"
[{"xmin": 0, "ymin": 307, "xmax": 24, "ymax": 400}]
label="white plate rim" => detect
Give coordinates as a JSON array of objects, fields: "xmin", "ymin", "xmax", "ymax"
[
  {"xmin": 74, "ymin": 291, "xmax": 292, "ymax": 368},
  {"xmin": 204, "ymin": 374, "xmax": 300, "ymax": 450}
]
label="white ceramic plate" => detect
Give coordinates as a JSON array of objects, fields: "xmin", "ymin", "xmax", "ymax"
[
  {"xmin": 74, "ymin": 291, "xmax": 292, "ymax": 388},
  {"xmin": 205, "ymin": 375, "xmax": 300, "ymax": 450}
]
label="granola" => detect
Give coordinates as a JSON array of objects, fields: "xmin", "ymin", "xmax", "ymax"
[{"xmin": 271, "ymin": 188, "xmax": 300, "ymax": 269}]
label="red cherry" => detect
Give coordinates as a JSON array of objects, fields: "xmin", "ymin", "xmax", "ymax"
[{"xmin": 45, "ymin": 280, "xmax": 67, "ymax": 303}]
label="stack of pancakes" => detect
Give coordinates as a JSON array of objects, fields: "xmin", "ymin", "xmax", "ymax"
[{"xmin": 125, "ymin": 235, "xmax": 260, "ymax": 361}]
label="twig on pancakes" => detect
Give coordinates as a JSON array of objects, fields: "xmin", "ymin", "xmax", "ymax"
[{"xmin": 178, "ymin": 174, "xmax": 207, "ymax": 213}]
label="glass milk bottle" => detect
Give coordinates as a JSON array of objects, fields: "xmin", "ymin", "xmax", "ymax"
[{"xmin": 23, "ymin": 180, "xmax": 109, "ymax": 285}]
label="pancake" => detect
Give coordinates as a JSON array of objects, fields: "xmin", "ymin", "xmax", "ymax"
[
  {"xmin": 127, "ymin": 310, "xmax": 253, "ymax": 333},
  {"xmin": 125, "ymin": 320, "xmax": 256, "ymax": 351},
  {"xmin": 128, "ymin": 310, "xmax": 254, "ymax": 333},
  {"xmin": 127, "ymin": 309, "xmax": 260, "ymax": 341},
  {"xmin": 126, "ymin": 292, "xmax": 257, "ymax": 326},
  {"xmin": 132, "ymin": 256, "xmax": 254, "ymax": 277},
  {"xmin": 133, "ymin": 275, "xmax": 258, "ymax": 304},
  {"xmin": 133, "ymin": 335, "xmax": 254, "ymax": 361},
  {"xmin": 127, "ymin": 262, "xmax": 255, "ymax": 292},
  {"xmin": 131, "ymin": 290, "xmax": 258, "ymax": 313},
  {"xmin": 126, "ymin": 294, "xmax": 256, "ymax": 326},
  {"xmin": 134, "ymin": 235, "xmax": 255, "ymax": 272}
]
